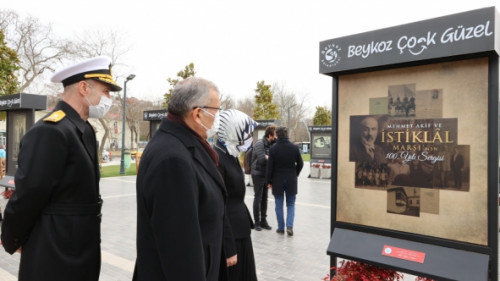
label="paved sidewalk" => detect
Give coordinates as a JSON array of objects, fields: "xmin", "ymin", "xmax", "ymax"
[{"xmin": 0, "ymin": 163, "xmax": 333, "ymax": 281}]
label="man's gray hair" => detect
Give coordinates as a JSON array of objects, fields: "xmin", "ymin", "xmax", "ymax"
[
  {"xmin": 168, "ymin": 77, "xmax": 219, "ymax": 116},
  {"xmin": 276, "ymin": 126, "xmax": 288, "ymax": 138}
]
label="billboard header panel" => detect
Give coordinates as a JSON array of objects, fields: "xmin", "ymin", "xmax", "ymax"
[{"xmin": 319, "ymin": 7, "xmax": 499, "ymax": 74}]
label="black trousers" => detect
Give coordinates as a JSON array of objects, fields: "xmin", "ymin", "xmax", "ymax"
[{"xmin": 251, "ymin": 175, "xmax": 269, "ymax": 224}]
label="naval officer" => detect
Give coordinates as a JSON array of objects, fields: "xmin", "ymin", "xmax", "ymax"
[{"xmin": 1, "ymin": 56, "xmax": 121, "ymax": 281}]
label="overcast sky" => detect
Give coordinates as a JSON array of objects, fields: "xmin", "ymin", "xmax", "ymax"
[{"xmin": 2, "ymin": 0, "xmax": 498, "ymax": 117}]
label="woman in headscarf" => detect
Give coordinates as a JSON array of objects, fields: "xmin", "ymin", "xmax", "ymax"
[{"xmin": 215, "ymin": 109, "xmax": 258, "ymax": 281}]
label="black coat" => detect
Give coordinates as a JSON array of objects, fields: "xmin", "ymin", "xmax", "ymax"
[
  {"xmin": 250, "ymin": 137, "xmax": 272, "ymax": 176},
  {"xmin": 450, "ymin": 153, "xmax": 464, "ymax": 172},
  {"xmin": 214, "ymin": 142, "xmax": 254, "ymax": 258},
  {"xmin": 133, "ymin": 118, "xmax": 227, "ymax": 281},
  {"xmin": 1, "ymin": 101, "xmax": 102, "ymax": 281},
  {"xmin": 266, "ymin": 138, "xmax": 304, "ymax": 196}
]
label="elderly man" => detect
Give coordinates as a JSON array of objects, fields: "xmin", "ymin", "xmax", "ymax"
[
  {"xmin": 1, "ymin": 56, "xmax": 120, "ymax": 281},
  {"xmin": 134, "ymin": 77, "xmax": 228, "ymax": 281},
  {"xmin": 350, "ymin": 116, "xmax": 386, "ymax": 164}
]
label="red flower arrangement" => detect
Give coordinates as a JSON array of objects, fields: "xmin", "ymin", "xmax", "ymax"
[
  {"xmin": 324, "ymin": 260, "xmax": 435, "ymax": 281},
  {"xmin": 1, "ymin": 188, "xmax": 13, "ymax": 199}
]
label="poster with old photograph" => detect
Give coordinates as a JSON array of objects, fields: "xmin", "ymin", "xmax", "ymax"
[
  {"xmin": 311, "ymin": 133, "xmax": 332, "ymax": 159},
  {"xmin": 336, "ymin": 58, "xmax": 488, "ymax": 245}
]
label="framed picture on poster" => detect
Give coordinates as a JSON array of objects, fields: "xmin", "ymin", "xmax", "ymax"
[{"xmin": 337, "ymin": 58, "xmax": 487, "ymax": 245}]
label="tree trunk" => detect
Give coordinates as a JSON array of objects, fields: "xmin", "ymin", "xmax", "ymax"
[{"xmin": 98, "ymin": 118, "xmax": 110, "ymax": 161}]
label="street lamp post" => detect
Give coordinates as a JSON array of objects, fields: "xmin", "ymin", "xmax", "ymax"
[
  {"xmin": 287, "ymin": 104, "xmax": 296, "ymax": 139},
  {"xmin": 301, "ymin": 119, "xmax": 310, "ymax": 142},
  {"xmin": 120, "ymin": 74, "xmax": 136, "ymax": 175}
]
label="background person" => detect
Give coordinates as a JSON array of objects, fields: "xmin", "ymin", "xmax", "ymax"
[
  {"xmin": 215, "ymin": 109, "xmax": 258, "ymax": 281},
  {"xmin": 1, "ymin": 56, "xmax": 120, "ymax": 281},
  {"xmin": 0, "ymin": 145, "xmax": 6, "ymax": 178},
  {"xmin": 450, "ymin": 146, "xmax": 464, "ymax": 188},
  {"xmin": 266, "ymin": 126, "xmax": 303, "ymax": 236},
  {"xmin": 133, "ymin": 77, "xmax": 228, "ymax": 281},
  {"xmin": 250, "ymin": 125, "xmax": 277, "ymax": 231},
  {"xmin": 0, "ymin": 145, "xmax": 6, "ymax": 159}
]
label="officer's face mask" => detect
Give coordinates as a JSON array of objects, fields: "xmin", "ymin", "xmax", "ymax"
[{"xmin": 86, "ymin": 83, "xmax": 112, "ymax": 119}]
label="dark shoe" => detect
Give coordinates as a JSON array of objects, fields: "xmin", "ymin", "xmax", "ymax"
[
  {"xmin": 286, "ymin": 227, "xmax": 293, "ymax": 236},
  {"xmin": 261, "ymin": 221, "xmax": 272, "ymax": 230},
  {"xmin": 276, "ymin": 229, "xmax": 284, "ymax": 234},
  {"xmin": 254, "ymin": 224, "xmax": 262, "ymax": 231}
]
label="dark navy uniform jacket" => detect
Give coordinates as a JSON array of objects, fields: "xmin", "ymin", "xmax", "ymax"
[{"xmin": 1, "ymin": 101, "xmax": 102, "ymax": 281}]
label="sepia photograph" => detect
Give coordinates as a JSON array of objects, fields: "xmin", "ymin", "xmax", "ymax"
[
  {"xmin": 349, "ymin": 115, "xmax": 389, "ymax": 165},
  {"xmin": 387, "ymin": 186, "xmax": 420, "ymax": 217},
  {"xmin": 336, "ymin": 58, "xmax": 488, "ymax": 245},
  {"xmin": 388, "ymin": 84, "xmax": 416, "ymax": 118}
]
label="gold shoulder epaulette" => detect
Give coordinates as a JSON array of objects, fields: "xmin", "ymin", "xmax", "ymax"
[{"xmin": 44, "ymin": 110, "xmax": 66, "ymax": 123}]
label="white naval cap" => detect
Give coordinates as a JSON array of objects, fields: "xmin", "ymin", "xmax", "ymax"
[{"xmin": 51, "ymin": 56, "xmax": 122, "ymax": 91}]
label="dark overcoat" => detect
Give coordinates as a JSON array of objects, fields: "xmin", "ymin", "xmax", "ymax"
[
  {"xmin": 215, "ymin": 144, "xmax": 253, "ymax": 257},
  {"xmin": 266, "ymin": 138, "xmax": 304, "ymax": 197},
  {"xmin": 133, "ymin": 118, "xmax": 227, "ymax": 281},
  {"xmin": 1, "ymin": 101, "xmax": 102, "ymax": 281}
]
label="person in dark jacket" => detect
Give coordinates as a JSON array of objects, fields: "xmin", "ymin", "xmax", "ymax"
[
  {"xmin": 266, "ymin": 126, "xmax": 303, "ymax": 236},
  {"xmin": 215, "ymin": 109, "xmax": 258, "ymax": 281},
  {"xmin": 450, "ymin": 146, "xmax": 464, "ymax": 188},
  {"xmin": 133, "ymin": 77, "xmax": 229, "ymax": 281},
  {"xmin": 1, "ymin": 56, "xmax": 121, "ymax": 281},
  {"xmin": 250, "ymin": 125, "xmax": 277, "ymax": 231}
]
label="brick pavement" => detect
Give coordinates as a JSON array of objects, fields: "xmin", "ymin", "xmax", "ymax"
[{"xmin": 0, "ymin": 163, "xmax": 333, "ymax": 281}]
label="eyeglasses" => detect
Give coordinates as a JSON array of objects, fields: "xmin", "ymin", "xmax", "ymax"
[{"xmin": 192, "ymin": 105, "xmax": 222, "ymax": 112}]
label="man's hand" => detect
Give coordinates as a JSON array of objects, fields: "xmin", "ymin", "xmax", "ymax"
[{"xmin": 226, "ymin": 254, "xmax": 237, "ymax": 267}]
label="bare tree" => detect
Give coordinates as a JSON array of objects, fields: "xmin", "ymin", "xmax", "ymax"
[
  {"xmin": 220, "ymin": 92, "xmax": 235, "ymax": 111},
  {"xmin": 0, "ymin": 10, "xmax": 74, "ymax": 93},
  {"xmin": 272, "ymin": 82, "xmax": 309, "ymax": 142},
  {"xmin": 70, "ymin": 28, "xmax": 132, "ymax": 157},
  {"xmin": 125, "ymin": 97, "xmax": 145, "ymax": 149},
  {"xmin": 71, "ymin": 29, "xmax": 132, "ymax": 78},
  {"xmin": 236, "ymin": 96, "xmax": 255, "ymax": 118}
]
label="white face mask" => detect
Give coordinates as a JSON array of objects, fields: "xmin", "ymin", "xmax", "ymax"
[
  {"xmin": 87, "ymin": 95, "xmax": 112, "ymax": 119},
  {"xmin": 237, "ymin": 137, "xmax": 253, "ymax": 153},
  {"xmin": 200, "ymin": 109, "xmax": 220, "ymax": 138}
]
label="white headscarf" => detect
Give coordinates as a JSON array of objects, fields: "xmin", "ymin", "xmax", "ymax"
[{"xmin": 216, "ymin": 109, "xmax": 257, "ymax": 157}]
